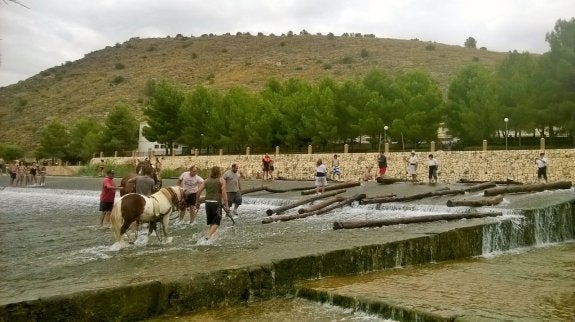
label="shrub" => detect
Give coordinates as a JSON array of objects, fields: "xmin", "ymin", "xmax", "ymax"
[
  {"xmin": 425, "ymin": 44, "xmax": 435, "ymax": 51},
  {"xmin": 341, "ymin": 56, "xmax": 353, "ymax": 64},
  {"xmin": 114, "ymin": 62, "xmax": 125, "ymax": 70},
  {"xmin": 360, "ymin": 48, "xmax": 369, "ymax": 58},
  {"xmin": 111, "ymin": 75, "xmax": 125, "ymax": 85},
  {"xmin": 322, "ymin": 63, "xmax": 332, "ymax": 70},
  {"xmin": 472, "ymin": 56, "xmax": 480, "ymax": 62},
  {"xmin": 191, "ymin": 52, "xmax": 198, "ymax": 59}
]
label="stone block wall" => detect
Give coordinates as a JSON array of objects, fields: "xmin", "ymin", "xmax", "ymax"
[{"xmin": 85, "ymin": 149, "xmax": 574, "ymax": 184}]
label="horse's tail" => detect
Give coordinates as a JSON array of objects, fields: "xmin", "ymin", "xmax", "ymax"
[{"xmin": 110, "ymin": 199, "xmax": 124, "ymax": 242}]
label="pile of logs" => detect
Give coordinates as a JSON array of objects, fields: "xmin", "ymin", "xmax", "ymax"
[{"xmin": 249, "ymin": 179, "xmax": 573, "ymax": 229}]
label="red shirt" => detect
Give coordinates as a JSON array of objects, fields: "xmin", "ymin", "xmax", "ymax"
[{"xmin": 100, "ymin": 176, "xmax": 117, "ymax": 202}]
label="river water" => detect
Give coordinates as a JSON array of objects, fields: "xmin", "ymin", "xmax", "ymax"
[{"xmin": 1, "ymin": 176, "xmax": 574, "ymax": 320}]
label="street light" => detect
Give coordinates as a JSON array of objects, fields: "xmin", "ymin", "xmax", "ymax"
[
  {"xmin": 504, "ymin": 117, "xmax": 509, "ymax": 150},
  {"xmin": 384, "ymin": 125, "xmax": 389, "ymax": 143},
  {"xmin": 200, "ymin": 133, "xmax": 204, "ymax": 154}
]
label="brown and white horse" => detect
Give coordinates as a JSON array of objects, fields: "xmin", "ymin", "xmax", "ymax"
[{"xmin": 110, "ymin": 186, "xmax": 184, "ymax": 246}]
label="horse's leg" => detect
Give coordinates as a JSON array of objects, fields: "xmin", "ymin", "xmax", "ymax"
[
  {"xmin": 121, "ymin": 219, "xmax": 136, "ymax": 243},
  {"xmin": 161, "ymin": 215, "xmax": 170, "ymax": 241}
]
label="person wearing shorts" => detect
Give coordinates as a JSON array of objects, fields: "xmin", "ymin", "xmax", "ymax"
[
  {"xmin": 195, "ymin": 166, "xmax": 229, "ymax": 240},
  {"xmin": 177, "ymin": 165, "xmax": 204, "ymax": 224},
  {"xmin": 314, "ymin": 159, "xmax": 327, "ymax": 195},
  {"xmin": 223, "ymin": 163, "xmax": 242, "ymax": 217}
]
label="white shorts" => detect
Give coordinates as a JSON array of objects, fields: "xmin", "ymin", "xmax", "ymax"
[{"xmin": 315, "ymin": 176, "xmax": 327, "ymax": 187}]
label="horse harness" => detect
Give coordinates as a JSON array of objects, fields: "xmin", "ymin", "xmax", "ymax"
[{"xmin": 150, "ymin": 187, "xmax": 182, "ymax": 217}]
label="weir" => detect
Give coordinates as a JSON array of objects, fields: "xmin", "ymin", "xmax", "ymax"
[{"xmin": 0, "ymin": 178, "xmax": 574, "ymax": 321}]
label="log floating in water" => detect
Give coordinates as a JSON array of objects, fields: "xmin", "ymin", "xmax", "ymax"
[
  {"xmin": 447, "ymin": 194, "xmax": 504, "ymax": 207},
  {"xmin": 264, "ymin": 185, "xmax": 316, "ymax": 193},
  {"xmin": 241, "ymin": 186, "xmax": 268, "ymax": 194},
  {"xmin": 361, "ymin": 181, "xmax": 498, "ymax": 205},
  {"xmin": 333, "ymin": 212, "xmax": 503, "ymax": 230},
  {"xmin": 376, "ymin": 177, "xmax": 409, "ymax": 184},
  {"xmin": 300, "ymin": 181, "xmax": 361, "ymax": 195},
  {"xmin": 298, "ymin": 196, "xmax": 346, "ymax": 214},
  {"xmin": 483, "ymin": 181, "xmax": 573, "ymax": 196},
  {"xmin": 265, "ymin": 189, "xmax": 347, "ymax": 216},
  {"xmin": 262, "ymin": 194, "xmax": 365, "ymax": 224},
  {"xmin": 458, "ymin": 178, "xmax": 523, "ymax": 185}
]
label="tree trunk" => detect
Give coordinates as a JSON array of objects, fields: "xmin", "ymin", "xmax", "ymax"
[
  {"xmin": 298, "ymin": 196, "xmax": 346, "ymax": 214},
  {"xmin": 300, "ymin": 181, "xmax": 360, "ymax": 195},
  {"xmin": 265, "ymin": 189, "xmax": 347, "ymax": 216},
  {"xmin": 241, "ymin": 186, "xmax": 268, "ymax": 194},
  {"xmin": 458, "ymin": 178, "xmax": 522, "ymax": 185},
  {"xmin": 446, "ymin": 194, "xmax": 504, "ymax": 207},
  {"xmin": 376, "ymin": 177, "xmax": 409, "ymax": 184},
  {"xmin": 333, "ymin": 212, "xmax": 503, "ymax": 230},
  {"xmin": 262, "ymin": 194, "xmax": 365, "ymax": 224},
  {"xmin": 265, "ymin": 185, "xmax": 316, "ymax": 193},
  {"xmin": 483, "ymin": 181, "xmax": 572, "ymax": 196}
]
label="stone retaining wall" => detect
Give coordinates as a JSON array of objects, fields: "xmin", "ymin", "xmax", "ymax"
[{"xmin": 80, "ymin": 149, "xmax": 574, "ymax": 184}]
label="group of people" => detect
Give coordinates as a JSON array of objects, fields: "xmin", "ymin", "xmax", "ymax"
[
  {"xmin": 99, "ymin": 161, "xmax": 244, "ymax": 241},
  {"xmin": 7, "ymin": 160, "xmax": 46, "ymax": 186},
  {"xmin": 176, "ymin": 163, "xmax": 242, "ymax": 239}
]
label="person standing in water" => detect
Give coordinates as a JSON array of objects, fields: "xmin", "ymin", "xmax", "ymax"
[{"xmin": 195, "ymin": 166, "xmax": 229, "ymax": 240}]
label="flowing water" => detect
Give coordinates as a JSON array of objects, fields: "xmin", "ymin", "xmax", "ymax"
[{"xmin": 1, "ymin": 176, "xmax": 574, "ymax": 320}]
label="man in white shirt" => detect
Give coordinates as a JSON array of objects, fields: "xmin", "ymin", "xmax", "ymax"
[{"xmin": 177, "ymin": 165, "xmax": 204, "ymax": 224}]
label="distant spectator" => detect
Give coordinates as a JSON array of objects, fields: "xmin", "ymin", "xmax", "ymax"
[
  {"xmin": 427, "ymin": 154, "xmax": 438, "ymax": 183},
  {"xmin": 262, "ymin": 153, "xmax": 273, "ymax": 180},
  {"xmin": 535, "ymin": 152, "xmax": 548, "ymax": 183},
  {"xmin": 331, "ymin": 154, "xmax": 341, "ymax": 181},
  {"xmin": 314, "ymin": 159, "xmax": 327, "ymax": 195},
  {"xmin": 377, "ymin": 152, "xmax": 387, "ymax": 178}
]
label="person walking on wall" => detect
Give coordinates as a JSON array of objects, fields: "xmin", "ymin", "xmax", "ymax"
[
  {"xmin": 98, "ymin": 159, "xmax": 105, "ymax": 177},
  {"xmin": 377, "ymin": 152, "xmax": 387, "ymax": 178},
  {"xmin": 262, "ymin": 153, "xmax": 273, "ymax": 180},
  {"xmin": 99, "ymin": 169, "xmax": 122, "ymax": 225},
  {"xmin": 177, "ymin": 165, "xmax": 204, "ymax": 224},
  {"xmin": 405, "ymin": 150, "xmax": 418, "ymax": 182},
  {"xmin": 223, "ymin": 163, "xmax": 242, "ymax": 218},
  {"xmin": 195, "ymin": 166, "xmax": 229, "ymax": 240},
  {"xmin": 8, "ymin": 161, "xmax": 17, "ymax": 186},
  {"xmin": 535, "ymin": 152, "xmax": 548, "ymax": 183},
  {"xmin": 427, "ymin": 154, "xmax": 439, "ymax": 183},
  {"xmin": 315, "ymin": 159, "xmax": 327, "ymax": 195},
  {"xmin": 331, "ymin": 154, "xmax": 341, "ymax": 181}
]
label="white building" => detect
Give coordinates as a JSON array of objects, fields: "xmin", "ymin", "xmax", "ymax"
[{"xmin": 137, "ymin": 122, "xmax": 187, "ymax": 157}]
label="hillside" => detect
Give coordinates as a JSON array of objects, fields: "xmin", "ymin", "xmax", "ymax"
[{"xmin": 0, "ymin": 34, "xmax": 507, "ymax": 150}]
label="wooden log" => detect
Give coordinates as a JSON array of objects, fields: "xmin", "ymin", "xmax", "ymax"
[
  {"xmin": 461, "ymin": 181, "xmax": 497, "ymax": 192},
  {"xmin": 265, "ymin": 189, "xmax": 346, "ymax": 216},
  {"xmin": 360, "ymin": 181, "xmax": 497, "ymax": 205},
  {"xmin": 458, "ymin": 178, "xmax": 523, "ymax": 185},
  {"xmin": 359, "ymin": 193, "xmax": 397, "ymax": 204},
  {"xmin": 263, "ymin": 194, "xmax": 365, "ymax": 224},
  {"xmin": 298, "ymin": 196, "xmax": 346, "ymax": 214},
  {"xmin": 264, "ymin": 185, "xmax": 317, "ymax": 193},
  {"xmin": 241, "ymin": 186, "xmax": 267, "ymax": 194},
  {"xmin": 483, "ymin": 181, "xmax": 573, "ymax": 196},
  {"xmin": 447, "ymin": 194, "xmax": 504, "ymax": 207},
  {"xmin": 360, "ymin": 191, "xmax": 433, "ymax": 205},
  {"xmin": 376, "ymin": 177, "xmax": 409, "ymax": 184},
  {"xmin": 333, "ymin": 212, "xmax": 503, "ymax": 229},
  {"xmin": 300, "ymin": 181, "xmax": 361, "ymax": 195}
]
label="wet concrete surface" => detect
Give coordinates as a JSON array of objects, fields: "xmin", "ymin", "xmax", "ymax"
[
  {"xmin": 1, "ymin": 175, "xmax": 574, "ymax": 320},
  {"xmin": 299, "ymin": 243, "xmax": 575, "ymax": 321}
]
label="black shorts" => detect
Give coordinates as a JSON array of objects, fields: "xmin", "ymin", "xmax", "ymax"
[
  {"xmin": 99, "ymin": 201, "xmax": 114, "ymax": 212},
  {"xmin": 10, "ymin": 172, "xmax": 16, "ymax": 179},
  {"xmin": 205, "ymin": 202, "xmax": 222, "ymax": 226},
  {"xmin": 181, "ymin": 192, "xmax": 197, "ymax": 209}
]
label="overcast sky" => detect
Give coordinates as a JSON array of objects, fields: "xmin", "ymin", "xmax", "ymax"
[{"xmin": 1, "ymin": 0, "xmax": 573, "ymax": 87}]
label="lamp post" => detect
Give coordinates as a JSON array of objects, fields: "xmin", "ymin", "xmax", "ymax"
[
  {"xmin": 504, "ymin": 117, "xmax": 509, "ymax": 150},
  {"xmin": 200, "ymin": 133, "xmax": 204, "ymax": 155},
  {"xmin": 384, "ymin": 125, "xmax": 389, "ymax": 143}
]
